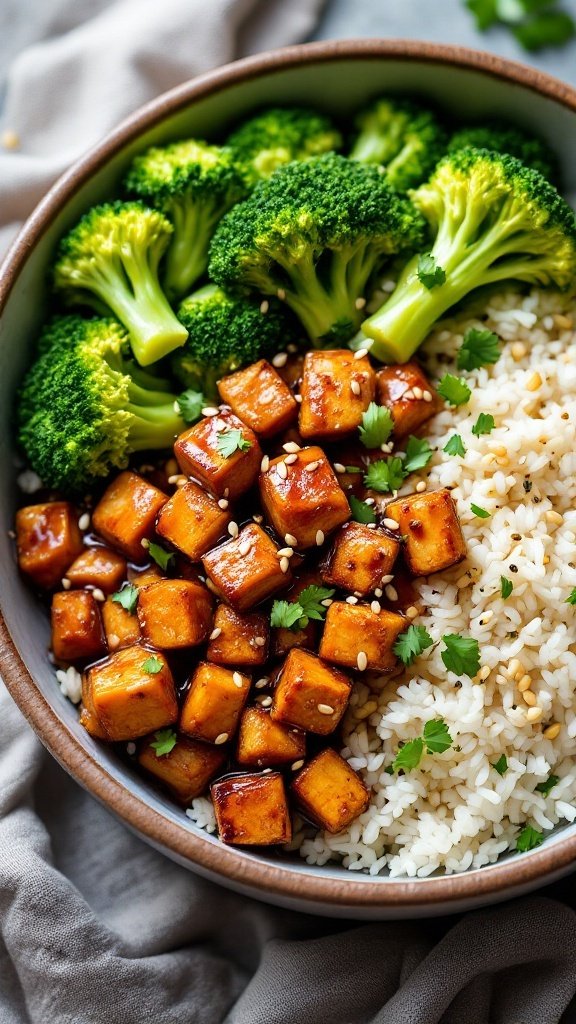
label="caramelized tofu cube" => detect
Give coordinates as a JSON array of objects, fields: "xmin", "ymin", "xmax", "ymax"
[
  {"xmin": 299, "ymin": 350, "xmax": 375, "ymax": 439},
  {"xmin": 174, "ymin": 410, "xmax": 262, "ymax": 500},
  {"xmin": 376, "ymin": 362, "xmax": 440, "ymax": 439},
  {"xmin": 51, "ymin": 590, "xmax": 106, "ymax": 662},
  {"xmin": 207, "ymin": 604, "xmax": 269, "ymax": 666},
  {"xmin": 83, "ymin": 645, "xmax": 178, "ymax": 741},
  {"xmin": 217, "ymin": 360, "xmax": 298, "ymax": 438},
  {"xmin": 386, "ymin": 489, "xmax": 466, "ymax": 576},
  {"xmin": 292, "ymin": 748, "xmax": 369, "ymax": 833},
  {"xmin": 129, "ymin": 564, "xmax": 165, "ymax": 589},
  {"xmin": 137, "ymin": 579, "xmax": 213, "ymax": 649},
  {"xmin": 16, "ymin": 502, "xmax": 84, "ymax": 589},
  {"xmin": 319, "ymin": 601, "xmax": 406, "ymax": 673},
  {"xmin": 92, "ymin": 472, "xmax": 168, "ymax": 563},
  {"xmin": 65, "ymin": 546, "xmax": 127, "ymax": 595},
  {"xmin": 211, "ymin": 772, "xmax": 292, "ymax": 846},
  {"xmin": 259, "ymin": 446, "xmax": 350, "ymax": 549},
  {"xmin": 202, "ymin": 523, "xmax": 289, "ymax": 612},
  {"xmin": 236, "ymin": 707, "xmax": 305, "ymax": 768},
  {"xmin": 271, "ymin": 648, "xmax": 351, "ymax": 735},
  {"xmin": 320, "ymin": 522, "xmax": 400, "ymax": 596},
  {"xmin": 155, "ymin": 481, "xmax": 230, "ymax": 562},
  {"xmin": 102, "ymin": 594, "xmax": 141, "ymax": 651},
  {"xmin": 79, "ymin": 705, "xmax": 108, "ymax": 740},
  {"xmin": 180, "ymin": 661, "xmax": 250, "ymax": 744},
  {"xmin": 138, "ymin": 734, "xmax": 226, "ymax": 804}
]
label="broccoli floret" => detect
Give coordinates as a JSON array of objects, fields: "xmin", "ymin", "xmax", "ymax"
[
  {"xmin": 18, "ymin": 315, "xmax": 186, "ymax": 492},
  {"xmin": 208, "ymin": 154, "xmax": 425, "ymax": 345},
  {"xmin": 124, "ymin": 140, "xmax": 248, "ymax": 299},
  {"xmin": 226, "ymin": 106, "xmax": 342, "ymax": 185},
  {"xmin": 448, "ymin": 120, "xmax": 559, "ymax": 183},
  {"xmin": 349, "ymin": 97, "xmax": 448, "ymax": 191},
  {"xmin": 53, "ymin": 201, "xmax": 188, "ymax": 367},
  {"xmin": 172, "ymin": 284, "xmax": 299, "ymax": 399},
  {"xmin": 359, "ymin": 148, "xmax": 576, "ymax": 363}
]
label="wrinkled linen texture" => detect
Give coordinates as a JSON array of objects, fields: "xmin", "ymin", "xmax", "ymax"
[{"xmin": 1, "ymin": 0, "xmax": 576, "ymax": 1021}]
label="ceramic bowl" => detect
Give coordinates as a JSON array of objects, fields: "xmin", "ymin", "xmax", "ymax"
[{"xmin": 2, "ymin": 40, "xmax": 576, "ymax": 919}]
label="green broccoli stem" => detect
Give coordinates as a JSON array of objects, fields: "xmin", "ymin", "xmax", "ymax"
[
  {"xmin": 163, "ymin": 201, "xmax": 222, "ymax": 299},
  {"xmin": 274, "ymin": 252, "xmax": 366, "ymax": 345},
  {"xmin": 127, "ymin": 401, "xmax": 184, "ymax": 450}
]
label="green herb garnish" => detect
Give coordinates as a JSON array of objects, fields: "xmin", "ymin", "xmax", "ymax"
[
  {"xmin": 393, "ymin": 625, "xmax": 434, "ymax": 666},
  {"xmin": 216, "ymin": 428, "xmax": 252, "ymax": 458},
  {"xmin": 177, "ymin": 389, "xmax": 205, "ymax": 424},
  {"xmin": 441, "ymin": 634, "xmax": 481, "ymax": 677},
  {"xmin": 150, "ymin": 728, "xmax": 177, "ymax": 756},
  {"xmin": 364, "ymin": 457, "xmax": 405, "ymax": 494},
  {"xmin": 457, "ymin": 328, "xmax": 501, "ymax": 371},
  {"xmin": 443, "ymin": 434, "xmax": 467, "ymax": 458},
  {"xmin": 391, "ymin": 718, "xmax": 453, "ymax": 773},
  {"xmin": 359, "ymin": 402, "xmax": 394, "ymax": 449},
  {"xmin": 471, "ymin": 412, "xmax": 495, "ymax": 437},
  {"xmin": 500, "ymin": 577, "xmax": 513, "ymax": 599},
  {"xmin": 403, "ymin": 436, "xmax": 434, "ymax": 474},
  {"xmin": 142, "ymin": 655, "xmax": 163, "ymax": 674},
  {"xmin": 417, "ymin": 253, "xmax": 446, "ymax": 289},
  {"xmin": 471, "ymin": 503, "xmax": 491, "ymax": 518},
  {"xmin": 349, "ymin": 494, "xmax": 378, "ymax": 524},
  {"xmin": 148, "ymin": 542, "xmax": 174, "ymax": 571},
  {"xmin": 437, "ymin": 374, "xmax": 471, "ymax": 407},
  {"xmin": 111, "ymin": 583, "xmax": 139, "ymax": 615},
  {"xmin": 270, "ymin": 585, "xmax": 335, "ymax": 631},
  {"xmin": 565, "ymin": 588, "xmax": 576, "ymax": 606},
  {"xmin": 535, "ymin": 774, "xmax": 560, "ymax": 797},
  {"xmin": 493, "ymin": 754, "xmax": 508, "ymax": 776},
  {"xmin": 516, "ymin": 824, "xmax": 544, "ymax": 853}
]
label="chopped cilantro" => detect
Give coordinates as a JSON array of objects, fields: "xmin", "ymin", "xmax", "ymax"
[
  {"xmin": 150, "ymin": 728, "xmax": 177, "ymax": 756},
  {"xmin": 392, "ymin": 737, "xmax": 424, "ymax": 773},
  {"xmin": 443, "ymin": 434, "xmax": 467, "ymax": 458},
  {"xmin": 471, "ymin": 503, "xmax": 491, "ymax": 518},
  {"xmin": 457, "ymin": 328, "xmax": 501, "ymax": 371},
  {"xmin": 437, "ymin": 374, "xmax": 471, "ymax": 407},
  {"xmin": 270, "ymin": 600, "xmax": 305, "ymax": 631},
  {"xmin": 111, "ymin": 583, "xmax": 139, "ymax": 615},
  {"xmin": 535, "ymin": 774, "xmax": 560, "ymax": 797},
  {"xmin": 216, "ymin": 427, "xmax": 252, "ymax": 458},
  {"xmin": 500, "ymin": 576, "xmax": 513, "ymax": 599},
  {"xmin": 364, "ymin": 457, "xmax": 405, "ymax": 494},
  {"xmin": 359, "ymin": 402, "xmax": 394, "ymax": 449},
  {"xmin": 417, "ymin": 253, "xmax": 446, "ymax": 289},
  {"xmin": 403, "ymin": 436, "xmax": 433, "ymax": 474},
  {"xmin": 516, "ymin": 824, "xmax": 544, "ymax": 853},
  {"xmin": 514, "ymin": 11, "xmax": 575, "ymax": 51},
  {"xmin": 391, "ymin": 718, "xmax": 453, "ymax": 772},
  {"xmin": 565, "ymin": 588, "xmax": 576, "ymax": 606},
  {"xmin": 271, "ymin": 586, "xmax": 334, "ymax": 631},
  {"xmin": 177, "ymin": 389, "xmax": 204, "ymax": 424},
  {"xmin": 148, "ymin": 542, "xmax": 174, "ymax": 571},
  {"xmin": 471, "ymin": 413, "xmax": 496, "ymax": 437},
  {"xmin": 344, "ymin": 465, "xmax": 363, "ymax": 474},
  {"xmin": 423, "ymin": 718, "xmax": 453, "ymax": 754},
  {"xmin": 441, "ymin": 634, "xmax": 481, "ymax": 677},
  {"xmin": 492, "ymin": 754, "xmax": 508, "ymax": 776},
  {"xmin": 349, "ymin": 494, "xmax": 378, "ymax": 524},
  {"xmin": 142, "ymin": 655, "xmax": 163, "ymax": 674},
  {"xmin": 393, "ymin": 624, "xmax": 434, "ymax": 666}
]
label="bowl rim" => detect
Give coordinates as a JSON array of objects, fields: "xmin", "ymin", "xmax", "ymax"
[{"xmin": 2, "ymin": 37, "xmax": 576, "ymax": 910}]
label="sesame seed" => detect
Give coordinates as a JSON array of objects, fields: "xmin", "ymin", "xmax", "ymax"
[
  {"xmin": 260, "ymin": 453, "xmax": 270, "ymax": 472},
  {"xmin": 232, "ymin": 671, "xmax": 243, "ymax": 688},
  {"xmin": 365, "ymin": 523, "xmax": 377, "ymax": 529},
  {"xmin": 354, "ymin": 347, "xmax": 369, "ymax": 359},
  {"xmin": 202, "ymin": 406, "xmax": 219, "ymax": 417},
  {"xmin": 350, "ymin": 380, "xmax": 361, "ymax": 396},
  {"xmin": 108, "ymin": 633, "xmax": 120, "ymax": 650},
  {"xmin": 295, "ymin": 394, "xmax": 303, "ymax": 403},
  {"xmin": 215, "ymin": 733, "xmax": 229, "ymax": 745},
  {"xmin": 284, "ymin": 533, "xmax": 298, "ymax": 546},
  {"xmin": 412, "ymin": 386, "xmax": 423, "ymax": 400},
  {"xmin": 374, "ymin": 588, "xmax": 383, "ymax": 598},
  {"xmin": 543, "ymin": 722, "xmax": 561, "ymax": 740},
  {"xmin": 385, "ymin": 584, "xmax": 398, "ymax": 601},
  {"xmin": 283, "ymin": 442, "xmax": 300, "ymax": 453},
  {"xmin": 280, "ymin": 557, "xmax": 290, "ymax": 574},
  {"xmin": 371, "ymin": 600, "xmax": 381, "ymax": 613},
  {"xmin": 253, "ymin": 514, "xmax": 263, "ymax": 524},
  {"xmin": 526, "ymin": 706, "xmax": 543, "ymax": 723},
  {"xmin": 287, "ymin": 343, "xmax": 298, "ymax": 353},
  {"xmin": 381, "ymin": 574, "xmax": 394, "ymax": 585},
  {"xmin": 254, "ymin": 636, "xmax": 266, "ymax": 647},
  {"xmin": 321, "ymin": 598, "xmax": 333, "ymax": 607},
  {"xmin": 277, "ymin": 547, "xmax": 294, "ymax": 558},
  {"xmin": 126, "ymin": 742, "xmax": 136, "ymax": 755},
  {"xmin": 224, "ymin": 488, "xmax": 230, "ymax": 498},
  {"xmin": 210, "ymin": 627, "xmax": 222, "ymax": 640},
  {"xmin": 334, "ymin": 463, "xmax": 346, "ymax": 473},
  {"xmin": 285, "ymin": 453, "xmax": 298, "ymax": 465},
  {"xmin": 141, "ymin": 538, "xmax": 150, "ymax": 549},
  {"xmin": 7, "ymin": 529, "xmax": 15, "ymax": 539},
  {"xmin": 305, "ymin": 461, "xmax": 320, "ymax": 472},
  {"xmin": 176, "ymin": 477, "xmax": 187, "ymax": 487},
  {"xmin": 260, "ymin": 696, "xmax": 273, "ymax": 708},
  {"xmin": 355, "ymin": 297, "xmax": 367, "ymax": 310},
  {"xmin": 276, "ymin": 461, "xmax": 288, "ymax": 480},
  {"xmin": 526, "ymin": 371, "xmax": 542, "ymax": 392},
  {"xmin": 383, "ymin": 518, "xmax": 399, "ymax": 530},
  {"xmin": 346, "ymin": 595, "xmax": 358, "ymax": 605},
  {"xmin": 255, "ymin": 677, "xmax": 269, "ymax": 689},
  {"xmin": 291, "ymin": 759, "xmax": 305, "ymax": 771},
  {"xmin": 218, "ymin": 498, "xmax": 229, "ymax": 510},
  {"xmin": 168, "ymin": 475, "xmax": 180, "ymax": 485},
  {"xmin": 365, "ymin": 497, "xmax": 375, "ymax": 506},
  {"xmin": 277, "ymin": 288, "xmax": 286, "ymax": 300},
  {"xmin": 403, "ymin": 389, "xmax": 415, "ymax": 400},
  {"xmin": 380, "ymin": 442, "xmax": 393, "ymax": 453},
  {"xmin": 260, "ymin": 300, "xmax": 269, "ymax": 313},
  {"xmin": 406, "ymin": 606, "xmax": 418, "ymax": 619},
  {"xmin": 416, "ymin": 481, "xmax": 426, "ymax": 493},
  {"xmin": 272, "ymin": 351, "xmax": 288, "ymax": 368},
  {"xmin": 61, "ymin": 578, "xmax": 71, "ymax": 590},
  {"xmin": 315, "ymin": 529, "xmax": 325, "ymax": 546},
  {"xmin": 357, "ymin": 651, "xmax": 368, "ymax": 672},
  {"xmin": 228, "ymin": 521, "xmax": 239, "ymax": 538},
  {"xmin": 78, "ymin": 512, "xmax": 90, "ymax": 531},
  {"xmin": 238, "ymin": 540, "xmax": 252, "ymax": 556},
  {"xmin": 318, "ymin": 703, "xmax": 334, "ymax": 715},
  {"xmin": 422, "ymin": 390, "xmax": 433, "ymax": 403},
  {"xmin": 92, "ymin": 588, "xmax": 105, "ymax": 602},
  {"xmin": 206, "ymin": 579, "xmax": 220, "ymax": 595}
]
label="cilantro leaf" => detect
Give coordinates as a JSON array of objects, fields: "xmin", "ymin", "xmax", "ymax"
[
  {"xmin": 177, "ymin": 389, "xmax": 204, "ymax": 424},
  {"xmin": 423, "ymin": 718, "xmax": 453, "ymax": 755},
  {"xmin": 457, "ymin": 328, "xmax": 501, "ymax": 371},
  {"xmin": 500, "ymin": 576, "xmax": 513, "ymax": 599},
  {"xmin": 466, "ymin": 0, "xmax": 498, "ymax": 30},
  {"xmin": 392, "ymin": 737, "xmax": 424, "ymax": 773},
  {"xmin": 359, "ymin": 402, "xmax": 394, "ymax": 449},
  {"xmin": 111, "ymin": 583, "xmax": 139, "ymax": 615},
  {"xmin": 349, "ymin": 495, "xmax": 377, "ymax": 524},
  {"xmin": 441, "ymin": 634, "xmax": 481, "ymax": 677},
  {"xmin": 298, "ymin": 585, "xmax": 335, "ymax": 623},
  {"xmin": 493, "ymin": 754, "xmax": 508, "ymax": 776},
  {"xmin": 471, "ymin": 503, "xmax": 491, "ymax": 518},
  {"xmin": 472, "ymin": 413, "xmax": 495, "ymax": 437},
  {"xmin": 391, "ymin": 717, "xmax": 453, "ymax": 772},
  {"xmin": 516, "ymin": 824, "xmax": 544, "ymax": 852},
  {"xmin": 437, "ymin": 374, "xmax": 471, "ymax": 407},
  {"xmin": 344, "ymin": 465, "xmax": 363, "ymax": 474},
  {"xmin": 151, "ymin": 728, "xmax": 177, "ymax": 756},
  {"xmin": 535, "ymin": 774, "xmax": 560, "ymax": 797},
  {"xmin": 514, "ymin": 10, "xmax": 575, "ymax": 50},
  {"xmin": 364, "ymin": 457, "xmax": 404, "ymax": 494},
  {"xmin": 393, "ymin": 624, "xmax": 434, "ymax": 666},
  {"xmin": 142, "ymin": 655, "xmax": 163, "ymax": 674},
  {"xmin": 565, "ymin": 588, "xmax": 576, "ymax": 606},
  {"xmin": 148, "ymin": 542, "xmax": 174, "ymax": 571},
  {"xmin": 443, "ymin": 434, "xmax": 467, "ymax": 458},
  {"xmin": 270, "ymin": 600, "xmax": 305, "ymax": 630},
  {"xmin": 216, "ymin": 428, "xmax": 252, "ymax": 458},
  {"xmin": 403, "ymin": 436, "xmax": 433, "ymax": 474},
  {"xmin": 417, "ymin": 253, "xmax": 446, "ymax": 289}
]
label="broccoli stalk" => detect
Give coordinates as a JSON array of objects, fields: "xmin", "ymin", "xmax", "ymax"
[
  {"xmin": 17, "ymin": 316, "xmax": 186, "ymax": 492},
  {"xmin": 53, "ymin": 201, "xmax": 188, "ymax": 367},
  {"xmin": 349, "ymin": 97, "xmax": 448, "ymax": 191},
  {"xmin": 226, "ymin": 106, "xmax": 342, "ymax": 185},
  {"xmin": 360, "ymin": 148, "xmax": 576, "ymax": 363}
]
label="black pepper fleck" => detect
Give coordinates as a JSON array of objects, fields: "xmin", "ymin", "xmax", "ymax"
[{"xmin": 510, "ymin": 564, "xmax": 518, "ymax": 573}]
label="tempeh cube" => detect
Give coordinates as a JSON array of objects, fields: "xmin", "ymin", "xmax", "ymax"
[
  {"xmin": 207, "ymin": 604, "xmax": 269, "ymax": 666},
  {"xmin": 385, "ymin": 488, "xmax": 466, "ymax": 576},
  {"xmin": 217, "ymin": 360, "xmax": 298, "ymax": 438},
  {"xmin": 319, "ymin": 601, "xmax": 406, "ymax": 673},
  {"xmin": 299, "ymin": 349, "xmax": 375, "ymax": 439},
  {"xmin": 376, "ymin": 362, "xmax": 440, "ymax": 439},
  {"xmin": 180, "ymin": 661, "xmax": 250, "ymax": 744},
  {"xmin": 16, "ymin": 502, "xmax": 84, "ymax": 589},
  {"xmin": 138, "ymin": 733, "xmax": 226, "ymax": 804},
  {"xmin": 211, "ymin": 772, "xmax": 292, "ymax": 845},
  {"xmin": 155, "ymin": 481, "xmax": 230, "ymax": 562},
  {"xmin": 102, "ymin": 593, "xmax": 141, "ymax": 651},
  {"xmin": 82, "ymin": 645, "xmax": 178, "ymax": 741},
  {"xmin": 92, "ymin": 471, "xmax": 168, "ymax": 563},
  {"xmin": 51, "ymin": 590, "xmax": 106, "ymax": 662},
  {"xmin": 65, "ymin": 546, "xmax": 127, "ymax": 594},
  {"xmin": 236, "ymin": 707, "xmax": 305, "ymax": 768},
  {"xmin": 320, "ymin": 522, "xmax": 400, "ymax": 595},
  {"xmin": 174, "ymin": 410, "xmax": 262, "ymax": 500},
  {"xmin": 137, "ymin": 579, "xmax": 213, "ymax": 649},
  {"xmin": 271, "ymin": 648, "xmax": 351, "ymax": 735},
  {"xmin": 202, "ymin": 523, "xmax": 289, "ymax": 612},
  {"xmin": 292, "ymin": 748, "xmax": 369, "ymax": 833},
  {"xmin": 259, "ymin": 446, "xmax": 350, "ymax": 549}
]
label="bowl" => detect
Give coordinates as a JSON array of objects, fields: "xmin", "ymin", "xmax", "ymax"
[{"xmin": 2, "ymin": 39, "xmax": 576, "ymax": 919}]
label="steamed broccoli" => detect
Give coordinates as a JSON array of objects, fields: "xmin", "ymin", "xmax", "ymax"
[
  {"xmin": 172, "ymin": 284, "xmax": 299, "ymax": 399},
  {"xmin": 448, "ymin": 120, "xmax": 558, "ymax": 183},
  {"xmin": 358, "ymin": 148, "xmax": 576, "ymax": 363},
  {"xmin": 53, "ymin": 201, "xmax": 188, "ymax": 367},
  {"xmin": 349, "ymin": 97, "xmax": 448, "ymax": 191},
  {"xmin": 124, "ymin": 139, "xmax": 248, "ymax": 299},
  {"xmin": 226, "ymin": 106, "xmax": 342, "ymax": 185},
  {"xmin": 18, "ymin": 316, "xmax": 186, "ymax": 492},
  {"xmin": 208, "ymin": 154, "xmax": 425, "ymax": 345}
]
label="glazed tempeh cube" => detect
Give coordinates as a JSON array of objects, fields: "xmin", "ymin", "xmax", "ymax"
[
  {"xmin": 16, "ymin": 502, "xmax": 84, "ymax": 589},
  {"xmin": 102, "ymin": 593, "xmax": 141, "ymax": 651},
  {"xmin": 137, "ymin": 579, "xmax": 213, "ymax": 649},
  {"xmin": 65, "ymin": 546, "xmax": 127, "ymax": 595},
  {"xmin": 202, "ymin": 523, "xmax": 289, "ymax": 612},
  {"xmin": 174, "ymin": 410, "xmax": 262, "ymax": 500},
  {"xmin": 217, "ymin": 360, "xmax": 298, "ymax": 438},
  {"xmin": 320, "ymin": 522, "xmax": 400, "ymax": 595},
  {"xmin": 211, "ymin": 772, "xmax": 292, "ymax": 846},
  {"xmin": 82, "ymin": 645, "xmax": 178, "ymax": 741},
  {"xmin": 155, "ymin": 480, "xmax": 231, "ymax": 562},
  {"xmin": 92, "ymin": 471, "xmax": 168, "ymax": 563},
  {"xmin": 51, "ymin": 590, "xmax": 106, "ymax": 662},
  {"xmin": 180, "ymin": 661, "xmax": 250, "ymax": 744},
  {"xmin": 206, "ymin": 604, "xmax": 269, "ymax": 666},
  {"xmin": 376, "ymin": 362, "xmax": 440, "ymax": 439},
  {"xmin": 236, "ymin": 707, "xmax": 305, "ymax": 768},
  {"xmin": 259, "ymin": 446, "xmax": 350, "ymax": 549},
  {"xmin": 138, "ymin": 733, "xmax": 226, "ymax": 804},
  {"xmin": 299, "ymin": 349, "xmax": 375, "ymax": 439},
  {"xmin": 319, "ymin": 601, "xmax": 406, "ymax": 673},
  {"xmin": 292, "ymin": 748, "xmax": 370, "ymax": 833},
  {"xmin": 271, "ymin": 648, "xmax": 352, "ymax": 735},
  {"xmin": 385, "ymin": 489, "xmax": 466, "ymax": 576}
]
